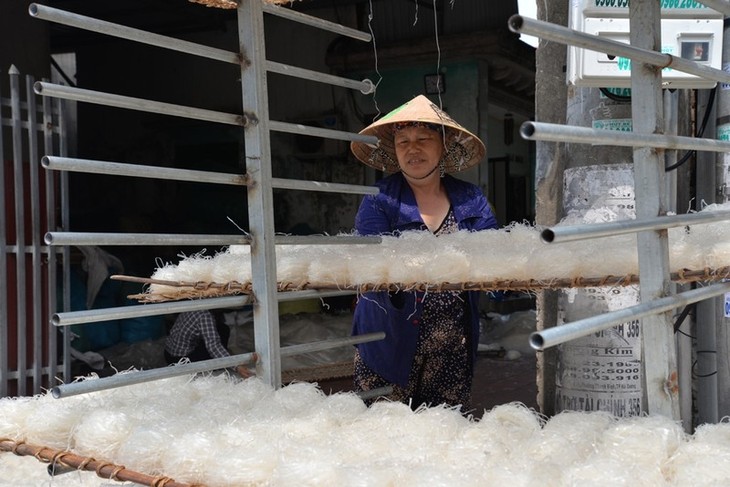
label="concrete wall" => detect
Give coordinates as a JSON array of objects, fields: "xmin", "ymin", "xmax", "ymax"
[
  {"xmin": 0, "ymin": 2, "xmax": 50, "ymax": 80},
  {"xmin": 2, "ymin": 2, "xmax": 534, "ymax": 274},
  {"xmin": 0, "ymin": 1, "xmax": 51, "ymax": 161}
]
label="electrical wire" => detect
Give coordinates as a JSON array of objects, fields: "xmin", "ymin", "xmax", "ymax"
[
  {"xmin": 676, "ymin": 328, "xmax": 695, "ymax": 339},
  {"xmin": 673, "ymin": 301, "xmax": 695, "ymax": 339},
  {"xmin": 50, "ymin": 57, "xmax": 77, "ymax": 87},
  {"xmin": 367, "ymin": 0, "xmax": 382, "ymax": 120},
  {"xmin": 599, "ymin": 87, "xmax": 631, "ymax": 103},
  {"xmin": 597, "ymin": 84, "xmax": 717, "ymax": 173},
  {"xmin": 432, "ymin": 0, "xmax": 443, "ymax": 111},
  {"xmin": 673, "ymin": 304, "xmax": 693, "ymax": 334},
  {"xmin": 665, "ymin": 86, "xmax": 717, "ymax": 172},
  {"xmin": 693, "ymin": 350, "xmax": 717, "ymax": 378}
]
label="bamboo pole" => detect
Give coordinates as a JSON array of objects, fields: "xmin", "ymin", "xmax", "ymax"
[
  {"xmin": 110, "ymin": 267, "xmax": 730, "ymax": 302},
  {"xmin": 0, "ymin": 438, "xmax": 195, "ymax": 487}
]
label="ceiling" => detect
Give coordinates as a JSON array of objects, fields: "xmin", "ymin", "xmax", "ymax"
[
  {"xmin": 45, "ymin": 0, "xmax": 235, "ymax": 52},
  {"xmin": 43, "ymin": 0, "xmax": 534, "ymax": 116}
]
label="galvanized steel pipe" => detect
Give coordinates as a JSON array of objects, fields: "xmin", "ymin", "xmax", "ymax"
[
  {"xmin": 530, "ymin": 282, "xmax": 730, "ymax": 350},
  {"xmin": 51, "ymin": 351, "xmax": 258, "ymax": 398},
  {"xmin": 271, "ymin": 177, "xmax": 379, "ymax": 195},
  {"xmin": 508, "ymin": 15, "xmax": 730, "ymax": 86},
  {"xmin": 541, "ymin": 208, "xmax": 730, "ymax": 243},
  {"xmin": 52, "ymin": 296, "xmax": 252, "ymax": 326},
  {"xmin": 270, "ymin": 120, "xmax": 378, "ymax": 144},
  {"xmin": 34, "ymin": 82, "xmax": 247, "ymax": 127},
  {"xmin": 272, "ymin": 234, "xmax": 381, "ymax": 245},
  {"xmin": 44, "ymin": 231, "xmax": 380, "ymax": 247},
  {"xmin": 53, "ymin": 289, "xmax": 358, "ymax": 326},
  {"xmin": 266, "ymin": 61, "xmax": 374, "ymax": 94},
  {"xmin": 521, "ymin": 121, "xmax": 730, "ymax": 154},
  {"xmin": 51, "ymin": 332, "xmax": 385, "ymax": 398},
  {"xmin": 281, "ymin": 333, "xmax": 384, "ymax": 357},
  {"xmin": 357, "ymin": 386, "xmax": 394, "ymax": 401},
  {"xmin": 42, "ymin": 156, "xmax": 249, "ymax": 186},
  {"xmin": 262, "ymin": 3, "xmax": 372, "ymax": 42},
  {"xmin": 29, "ymin": 3, "xmax": 241, "ymax": 65},
  {"xmin": 44, "ymin": 231, "xmax": 250, "ymax": 246},
  {"xmin": 42, "ymin": 157, "xmax": 378, "ymax": 195}
]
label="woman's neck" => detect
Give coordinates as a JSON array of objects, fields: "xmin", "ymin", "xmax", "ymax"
[
  {"xmin": 404, "ymin": 171, "xmax": 443, "ymax": 196},
  {"xmin": 406, "ymin": 175, "xmax": 450, "ymax": 231}
]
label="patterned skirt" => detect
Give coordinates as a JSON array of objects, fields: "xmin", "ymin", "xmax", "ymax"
[{"xmin": 354, "ymin": 290, "xmax": 472, "ymax": 412}]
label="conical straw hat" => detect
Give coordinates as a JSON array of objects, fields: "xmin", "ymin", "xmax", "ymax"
[{"xmin": 350, "ymin": 95, "xmax": 486, "ymax": 173}]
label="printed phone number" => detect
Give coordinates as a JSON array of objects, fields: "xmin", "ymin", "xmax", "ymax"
[{"xmin": 594, "ymin": 0, "xmax": 704, "ymax": 8}]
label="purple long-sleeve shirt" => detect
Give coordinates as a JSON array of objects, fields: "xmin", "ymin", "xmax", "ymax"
[{"xmin": 352, "ymin": 172, "xmax": 498, "ymax": 386}]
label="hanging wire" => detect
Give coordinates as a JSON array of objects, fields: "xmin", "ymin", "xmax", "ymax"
[
  {"xmin": 413, "ymin": 0, "xmax": 418, "ymax": 26},
  {"xmin": 367, "ymin": 0, "xmax": 382, "ymax": 120},
  {"xmin": 430, "ymin": 0, "xmax": 448, "ymax": 151},
  {"xmin": 693, "ymin": 350, "xmax": 718, "ymax": 378},
  {"xmin": 432, "ymin": 0, "xmax": 443, "ymax": 111},
  {"xmin": 597, "ymin": 85, "xmax": 717, "ymax": 174},
  {"xmin": 665, "ymin": 86, "xmax": 717, "ymax": 172},
  {"xmin": 672, "ymin": 303, "xmax": 694, "ymax": 334},
  {"xmin": 676, "ymin": 328, "xmax": 695, "ymax": 340}
]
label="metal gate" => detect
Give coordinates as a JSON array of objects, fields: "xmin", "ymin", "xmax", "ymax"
[
  {"xmin": 24, "ymin": 1, "xmax": 382, "ymax": 399},
  {"xmin": 1, "ymin": 66, "xmax": 70, "ymax": 397}
]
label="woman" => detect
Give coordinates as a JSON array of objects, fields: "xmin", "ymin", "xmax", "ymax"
[{"xmin": 350, "ymin": 95, "xmax": 498, "ymax": 411}]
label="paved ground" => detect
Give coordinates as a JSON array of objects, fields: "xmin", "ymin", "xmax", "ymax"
[
  {"xmin": 312, "ymin": 307, "xmax": 541, "ymax": 419},
  {"xmin": 97, "ymin": 309, "xmax": 540, "ymax": 420},
  {"xmin": 470, "ymin": 353, "xmax": 538, "ymax": 416},
  {"xmin": 316, "ymin": 352, "xmax": 539, "ymax": 420}
]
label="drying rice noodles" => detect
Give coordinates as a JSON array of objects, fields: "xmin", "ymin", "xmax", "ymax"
[
  {"xmin": 135, "ymin": 203, "xmax": 730, "ymax": 301},
  {"xmin": 2, "ymin": 375, "xmax": 729, "ymax": 486}
]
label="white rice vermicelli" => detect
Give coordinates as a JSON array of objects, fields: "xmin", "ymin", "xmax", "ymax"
[
  {"xmin": 140, "ymin": 202, "xmax": 730, "ymax": 296},
  {"xmin": 3, "ymin": 370, "xmax": 730, "ymax": 486}
]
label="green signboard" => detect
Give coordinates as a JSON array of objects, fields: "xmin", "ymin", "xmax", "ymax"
[
  {"xmin": 593, "ymin": 118, "xmax": 633, "ymax": 131},
  {"xmin": 592, "ymin": 0, "xmax": 707, "ymax": 8}
]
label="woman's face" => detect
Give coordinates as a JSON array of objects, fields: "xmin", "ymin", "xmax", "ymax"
[{"xmin": 393, "ymin": 125, "xmax": 444, "ymax": 180}]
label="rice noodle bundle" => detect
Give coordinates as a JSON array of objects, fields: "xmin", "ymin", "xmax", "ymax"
[
  {"xmin": 666, "ymin": 421, "xmax": 730, "ymax": 485},
  {"xmin": 277, "ymin": 244, "xmax": 314, "ymax": 288},
  {"xmin": 209, "ymin": 247, "xmax": 251, "ymax": 284},
  {"xmin": 135, "ymin": 202, "xmax": 730, "ymax": 301},
  {"xmin": 307, "ymin": 245, "xmax": 351, "ymax": 288},
  {"xmin": 387, "ymin": 231, "xmax": 439, "ymax": 284},
  {"xmin": 5, "ymin": 376, "xmax": 730, "ymax": 486},
  {"xmin": 349, "ymin": 237, "xmax": 397, "ymax": 286},
  {"xmin": 22, "ymin": 393, "xmax": 82, "ymax": 449},
  {"xmin": 465, "ymin": 224, "xmax": 537, "ymax": 282},
  {"xmin": 0, "ymin": 396, "xmax": 35, "ymax": 442}
]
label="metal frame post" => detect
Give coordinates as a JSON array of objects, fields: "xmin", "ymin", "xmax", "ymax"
[
  {"xmin": 42, "ymin": 78, "xmax": 58, "ymax": 387},
  {"xmin": 0, "ymin": 70, "xmax": 7, "ymax": 397},
  {"xmin": 238, "ymin": 0, "xmax": 281, "ymax": 388},
  {"xmin": 26, "ymin": 75, "xmax": 44, "ymax": 394},
  {"xmin": 696, "ymin": 88, "xmax": 720, "ymax": 424},
  {"xmin": 56, "ymin": 96, "xmax": 72, "ymax": 386},
  {"xmin": 10, "ymin": 66, "xmax": 28, "ymax": 396},
  {"xmin": 630, "ymin": 0, "xmax": 679, "ymax": 419}
]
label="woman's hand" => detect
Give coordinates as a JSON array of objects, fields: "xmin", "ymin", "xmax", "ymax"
[{"xmin": 235, "ymin": 364, "xmax": 254, "ymax": 379}]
